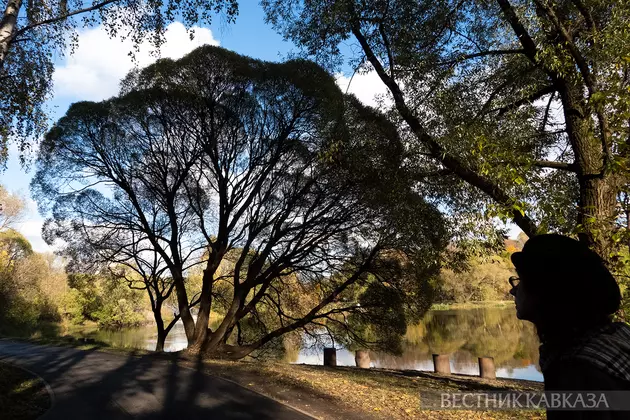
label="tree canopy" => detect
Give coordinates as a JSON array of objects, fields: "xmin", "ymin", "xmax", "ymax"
[
  {"xmin": 32, "ymin": 45, "xmax": 449, "ymax": 357},
  {"xmin": 262, "ymin": 0, "xmax": 630, "ymax": 271}
]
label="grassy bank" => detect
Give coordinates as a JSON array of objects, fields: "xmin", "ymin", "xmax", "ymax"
[
  {"xmin": 0, "ymin": 319, "xmax": 102, "ymax": 341},
  {"xmin": 430, "ymin": 301, "xmax": 515, "ymax": 311},
  {"xmin": 195, "ymin": 358, "xmax": 544, "ymax": 419},
  {"xmin": 0, "ymin": 362, "xmax": 51, "ymax": 420},
  {"xmin": 10, "ymin": 334, "xmax": 153, "ymax": 356}
]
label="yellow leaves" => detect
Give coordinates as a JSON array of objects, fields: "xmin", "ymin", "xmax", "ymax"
[{"xmin": 0, "ymin": 249, "xmax": 13, "ymax": 270}]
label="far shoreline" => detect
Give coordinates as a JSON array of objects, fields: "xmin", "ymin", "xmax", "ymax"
[{"xmin": 430, "ymin": 300, "xmax": 515, "ymax": 311}]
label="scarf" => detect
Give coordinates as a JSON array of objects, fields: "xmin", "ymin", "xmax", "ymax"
[{"xmin": 539, "ymin": 322, "xmax": 630, "ymax": 383}]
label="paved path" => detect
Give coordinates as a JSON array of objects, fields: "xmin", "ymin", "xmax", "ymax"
[{"xmin": 0, "ymin": 340, "xmax": 312, "ymax": 419}]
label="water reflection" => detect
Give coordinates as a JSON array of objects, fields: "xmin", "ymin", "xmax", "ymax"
[
  {"xmin": 61, "ymin": 306, "xmax": 542, "ymax": 382},
  {"xmin": 64, "ymin": 321, "xmax": 189, "ymax": 352},
  {"xmin": 289, "ymin": 306, "xmax": 542, "ymax": 382}
]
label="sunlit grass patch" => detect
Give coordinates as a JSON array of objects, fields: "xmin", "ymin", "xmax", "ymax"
[
  {"xmin": 198, "ymin": 359, "xmax": 545, "ymax": 419},
  {"xmin": 430, "ymin": 301, "xmax": 515, "ymax": 311}
]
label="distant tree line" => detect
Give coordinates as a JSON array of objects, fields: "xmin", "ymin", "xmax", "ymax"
[
  {"xmin": 0, "ymin": 187, "xmax": 148, "ymax": 333},
  {"xmin": 433, "ymin": 234, "xmax": 527, "ymax": 304}
]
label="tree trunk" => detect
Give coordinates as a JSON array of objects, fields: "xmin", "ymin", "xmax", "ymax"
[
  {"xmin": 0, "ymin": 0, "xmax": 22, "ymax": 68},
  {"xmin": 152, "ymin": 301, "xmax": 167, "ymax": 352},
  {"xmin": 578, "ymin": 175, "xmax": 617, "ymax": 258},
  {"xmin": 561, "ymin": 85, "xmax": 617, "ymax": 260},
  {"xmin": 172, "ymin": 270, "xmax": 195, "ymax": 344},
  {"xmin": 192, "ymin": 291, "xmax": 243, "ymax": 356},
  {"xmin": 191, "ymin": 263, "xmax": 217, "ymax": 349},
  {"xmin": 156, "ymin": 324, "xmax": 166, "ymax": 353}
]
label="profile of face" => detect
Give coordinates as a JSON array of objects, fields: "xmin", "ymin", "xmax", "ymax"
[
  {"xmin": 509, "ymin": 235, "xmax": 620, "ymax": 332},
  {"xmin": 509, "ymin": 276, "xmax": 541, "ymax": 323}
]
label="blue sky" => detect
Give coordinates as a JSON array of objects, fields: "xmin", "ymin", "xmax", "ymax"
[
  {"xmin": 0, "ymin": 2, "xmax": 517, "ymax": 252},
  {"xmin": 1, "ymin": 3, "xmax": 297, "ymax": 251}
]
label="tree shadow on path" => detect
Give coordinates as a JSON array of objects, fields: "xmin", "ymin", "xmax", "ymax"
[{"xmin": 0, "ymin": 340, "xmax": 310, "ymax": 419}]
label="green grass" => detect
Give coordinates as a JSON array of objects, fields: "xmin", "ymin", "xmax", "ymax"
[
  {"xmin": 0, "ymin": 362, "xmax": 51, "ymax": 420},
  {"xmin": 0, "ymin": 320, "xmax": 68, "ymax": 340}
]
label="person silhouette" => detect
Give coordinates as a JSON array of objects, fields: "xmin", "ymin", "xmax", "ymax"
[{"xmin": 509, "ymin": 234, "xmax": 630, "ymax": 418}]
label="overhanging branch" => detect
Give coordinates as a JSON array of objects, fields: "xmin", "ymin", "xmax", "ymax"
[
  {"xmin": 349, "ymin": 20, "xmax": 539, "ymax": 237},
  {"xmin": 439, "ymin": 49, "xmax": 525, "ymax": 66},
  {"xmin": 15, "ymin": 0, "xmax": 119, "ymax": 37},
  {"xmin": 492, "ymin": 85, "xmax": 557, "ymax": 116},
  {"xmin": 532, "ymin": 160, "xmax": 577, "ymax": 172}
]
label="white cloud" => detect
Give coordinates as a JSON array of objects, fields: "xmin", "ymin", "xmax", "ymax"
[
  {"xmin": 53, "ymin": 22, "xmax": 220, "ymax": 102},
  {"xmin": 17, "ymin": 219, "xmax": 42, "ymax": 237},
  {"xmin": 15, "ymin": 198, "xmax": 52, "ymax": 253},
  {"xmin": 335, "ymin": 69, "xmax": 391, "ymax": 109},
  {"xmin": 24, "ymin": 234, "xmax": 51, "ymax": 254},
  {"xmin": 16, "ymin": 217, "xmax": 51, "ymax": 253}
]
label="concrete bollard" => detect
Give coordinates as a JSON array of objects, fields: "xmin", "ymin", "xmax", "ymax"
[
  {"xmin": 355, "ymin": 350, "xmax": 370, "ymax": 368},
  {"xmin": 432, "ymin": 354, "xmax": 451, "ymax": 374},
  {"xmin": 324, "ymin": 347, "xmax": 337, "ymax": 367},
  {"xmin": 479, "ymin": 357, "xmax": 496, "ymax": 379}
]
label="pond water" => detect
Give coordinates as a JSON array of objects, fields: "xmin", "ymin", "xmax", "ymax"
[{"xmin": 55, "ymin": 305, "xmax": 543, "ymax": 382}]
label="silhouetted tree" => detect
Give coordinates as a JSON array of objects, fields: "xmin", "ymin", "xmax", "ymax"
[
  {"xmin": 106, "ymin": 238, "xmax": 186, "ymax": 352},
  {"xmin": 39, "ymin": 179, "xmax": 195, "ymax": 350},
  {"xmin": 34, "ymin": 91, "xmax": 207, "ymax": 343},
  {"xmin": 33, "ymin": 46, "xmax": 448, "ymax": 358}
]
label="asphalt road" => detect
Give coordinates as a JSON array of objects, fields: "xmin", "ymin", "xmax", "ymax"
[{"xmin": 0, "ymin": 339, "xmax": 312, "ymax": 420}]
